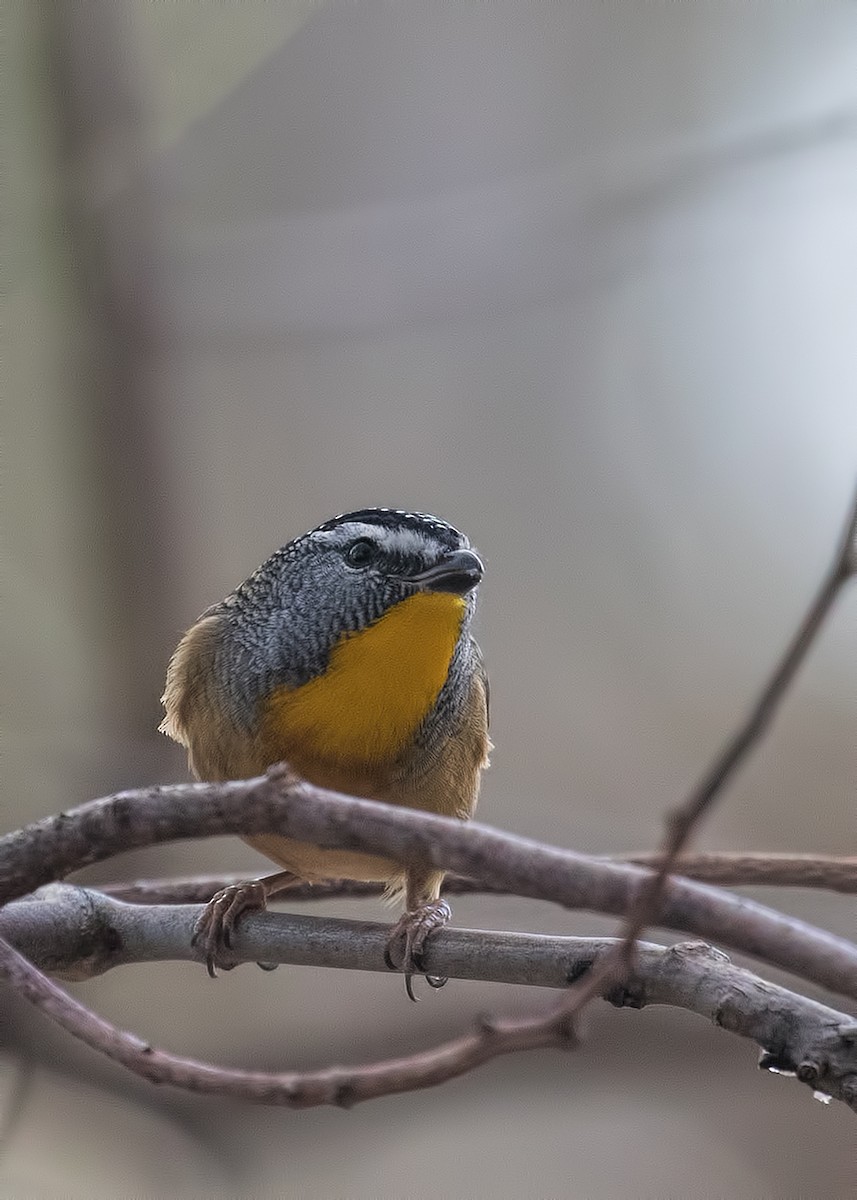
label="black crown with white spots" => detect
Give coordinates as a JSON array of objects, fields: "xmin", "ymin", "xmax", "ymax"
[{"xmin": 316, "ymin": 509, "xmax": 464, "ymax": 550}]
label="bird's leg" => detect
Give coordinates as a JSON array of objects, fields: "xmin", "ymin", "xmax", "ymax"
[
  {"xmin": 193, "ymin": 870, "xmax": 300, "ymax": 978},
  {"xmin": 384, "ymin": 868, "xmax": 450, "ymax": 999}
]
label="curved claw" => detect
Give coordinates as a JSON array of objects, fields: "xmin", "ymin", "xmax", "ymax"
[
  {"xmin": 402, "ymin": 972, "xmax": 448, "ymax": 1002},
  {"xmin": 384, "ymin": 899, "xmax": 452, "ymax": 999},
  {"xmin": 192, "ymin": 880, "xmax": 270, "ymax": 977}
]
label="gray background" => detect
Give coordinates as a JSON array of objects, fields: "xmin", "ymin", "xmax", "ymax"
[{"xmin": 4, "ymin": 2, "xmax": 856, "ymax": 1196}]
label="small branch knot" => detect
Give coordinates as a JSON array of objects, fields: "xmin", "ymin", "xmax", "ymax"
[
  {"xmin": 715, "ymin": 995, "xmax": 744, "ymax": 1034},
  {"xmin": 669, "ymin": 941, "xmax": 729, "ymax": 964},
  {"xmin": 333, "ymin": 1079, "xmax": 358, "ymax": 1109},
  {"xmin": 265, "ymin": 761, "xmax": 299, "ymax": 788},
  {"xmin": 758, "ymin": 1049, "xmax": 794, "ymax": 1074},
  {"xmin": 604, "ymin": 982, "xmax": 646, "ymax": 1010},
  {"xmin": 475, "ymin": 1012, "xmax": 498, "ymax": 1037},
  {"xmin": 552, "ymin": 1013, "xmax": 581, "ymax": 1051},
  {"xmin": 565, "ymin": 958, "xmax": 595, "ymax": 986},
  {"xmin": 796, "ymin": 1060, "xmax": 822, "ymax": 1085},
  {"xmin": 837, "ymin": 1024, "xmax": 857, "ymax": 1049}
]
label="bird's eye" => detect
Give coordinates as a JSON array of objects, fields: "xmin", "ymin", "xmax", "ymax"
[{"xmin": 346, "ymin": 538, "xmax": 377, "ymax": 567}]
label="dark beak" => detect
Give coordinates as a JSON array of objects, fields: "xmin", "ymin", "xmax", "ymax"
[{"xmin": 405, "ymin": 549, "xmax": 483, "ymax": 595}]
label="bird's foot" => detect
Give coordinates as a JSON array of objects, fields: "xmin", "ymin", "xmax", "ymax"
[
  {"xmin": 384, "ymin": 899, "xmax": 451, "ymax": 1001},
  {"xmin": 192, "ymin": 880, "xmax": 270, "ymax": 978}
]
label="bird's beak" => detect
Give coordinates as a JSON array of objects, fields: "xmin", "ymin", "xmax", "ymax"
[{"xmin": 404, "ymin": 549, "xmax": 484, "ymax": 595}]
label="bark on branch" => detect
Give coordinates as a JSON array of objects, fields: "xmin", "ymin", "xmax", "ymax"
[
  {"xmin": 2, "ymin": 773, "xmax": 856, "ymax": 999},
  {"xmin": 98, "ymin": 850, "xmax": 857, "ymax": 907},
  {"xmin": 0, "ymin": 886, "xmax": 854, "ymax": 1111}
]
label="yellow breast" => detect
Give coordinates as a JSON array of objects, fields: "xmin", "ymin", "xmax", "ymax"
[{"xmin": 261, "ymin": 590, "xmax": 466, "ymax": 766}]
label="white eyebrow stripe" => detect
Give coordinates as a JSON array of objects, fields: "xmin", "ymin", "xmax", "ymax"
[
  {"xmin": 373, "ymin": 527, "xmax": 434, "ymax": 556},
  {"xmin": 317, "ymin": 523, "xmax": 441, "ymax": 556}
]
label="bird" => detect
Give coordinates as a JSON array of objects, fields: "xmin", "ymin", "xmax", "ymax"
[{"xmin": 159, "ymin": 508, "xmax": 491, "ymax": 995}]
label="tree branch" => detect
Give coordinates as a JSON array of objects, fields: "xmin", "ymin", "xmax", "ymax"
[
  {"xmin": 1, "ymin": 487, "xmax": 854, "ymax": 1115},
  {"xmin": 2, "ymin": 776, "xmax": 856, "ymax": 999},
  {"xmin": 614, "ymin": 852, "xmax": 857, "ymax": 892},
  {"xmin": 98, "ymin": 850, "xmax": 857, "ymax": 907},
  {"xmin": 0, "ymin": 885, "xmax": 737, "ymax": 985},
  {"xmin": 0, "ymin": 888, "xmax": 854, "ymax": 1111}
]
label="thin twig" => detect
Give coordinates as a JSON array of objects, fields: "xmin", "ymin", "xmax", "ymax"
[
  {"xmin": 616, "ymin": 852, "xmax": 857, "ymax": 892},
  {"xmin": 101, "ymin": 874, "xmax": 390, "ymax": 906},
  {"xmin": 2, "ymin": 777, "xmax": 856, "ymax": 998},
  {"xmin": 558, "ymin": 483, "xmax": 857, "ymax": 1013},
  {"xmin": 630, "ymin": 482, "xmax": 857, "ymax": 931},
  {"xmin": 98, "ymin": 851, "xmax": 857, "ymax": 906}
]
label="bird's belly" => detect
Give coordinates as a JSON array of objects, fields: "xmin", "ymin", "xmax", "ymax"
[
  {"xmin": 241, "ymin": 637, "xmax": 490, "ymax": 887},
  {"xmin": 240, "ymin": 750, "xmax": 418, "ymax": 885},
  {"xmin": 242, "ymin": 834, "xmax": 397, "ymax": 883},
  {"xmin": 241, "ymin": 753, "xmax": 439, "ymax": 884}
]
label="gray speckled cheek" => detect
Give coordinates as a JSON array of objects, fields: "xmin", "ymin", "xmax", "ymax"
[
  {"xmin": 225, "ymin": 548, "xmax": 414, "ymax": 717},
  {"xmin": 259, "ymin": 552, "xmax": 348, "ymax": 686}
]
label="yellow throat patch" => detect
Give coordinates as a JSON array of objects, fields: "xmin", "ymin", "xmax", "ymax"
[{"xmin": 263, "ymin": 590, "xmax": 467, "ymax": 765}]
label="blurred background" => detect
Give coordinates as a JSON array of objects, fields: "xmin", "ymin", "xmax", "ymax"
[{"xmin": 3, "ymin": 1, "xmax": 856, "ymax": 1196}]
